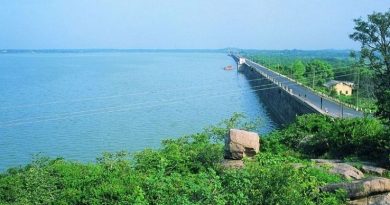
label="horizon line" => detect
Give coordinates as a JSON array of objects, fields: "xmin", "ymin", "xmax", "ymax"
[{"xmin": 0, "ymin": 48, "xmax": 357, "ymax": 51}]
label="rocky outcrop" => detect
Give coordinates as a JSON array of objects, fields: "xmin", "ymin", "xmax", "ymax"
[
  {"xmin": 361, "ymin": 165, "xmax": 388, "ymax": 176},
  {"xmin": 321, "ymin": 177, "xmax": 390, "ymax": 199},
  {"xmin": 313, "ymin": 159, "xmax": 364, "ymax": 180},
  {"xmin": 312, "ymin": 159, "xmax": 388, "ymax": 179},
  {"xmin": 348, "ymin": 192, "xmax": 390, "ymax": 205},
  {"xmin": 224, "ymin": 129, "xmax": 260, "ymax": 160},
  {"xmin": 314, "ymin": 159, "xmax": 390, "ymax": 204},
  {"xmin": 321, "ymin": 177, "xmax": 390, "ymax": 204},
  {"xmin": 312, "ymin": 159, "xmax": 343, "ymax": 164}
]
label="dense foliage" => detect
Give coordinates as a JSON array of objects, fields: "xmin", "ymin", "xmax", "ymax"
[
  {"xmin": 350, "ymin": 9, "xmax": 390, "ymax": 122},
  {"xmin": 266, "ymin": 114, "xmax": 390, "ymax": 167},
  {"xmin": 291, "ymin": 60, "xmax": 306, "ymax": 80},
  {"xmin": 304, "ymin": 60, "xmax": 334, "ymax": 87},
  {"xmin": 0, "ymin": 114, "xmax": 347, "ymax": 205}
]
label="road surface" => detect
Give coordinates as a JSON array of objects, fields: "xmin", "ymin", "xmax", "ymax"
[{"xmin": 243, "ymin": 58, "xmax": 363, "ymax": 118}]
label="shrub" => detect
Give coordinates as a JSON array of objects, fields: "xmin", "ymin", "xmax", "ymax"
[
  {"xmin": 220, "ymin": 152, "xmax": 345, "ymax": 205},
  {"xmin": 268, "ymin": 114, "xmax": 389, "ymax": 167}
]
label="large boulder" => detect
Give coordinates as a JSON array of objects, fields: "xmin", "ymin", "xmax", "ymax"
[
  {"xmin": 348, "ymin": 192, "xmax": 390, "ymax": 205},
  {"xmin": 224, "ymin": 129, "xmax": 260, "ymax": 160},
  {"xmin": 329, "ymin": 163, "xmax": 365, "ymax": 180},
  {"xmin": 361, "ymin": 165, "xmax": 388, "ymax": 176},
  {"xmin": 321, "ymin": 177, "xmax": 390, "ymax": 200},
  {"xmin": 313, "ymin": 159, "xmax": 364, "ymax": 180},
  {"xmin": 312, "ymin": 159, "xmax": 343, "ymax": 163}
]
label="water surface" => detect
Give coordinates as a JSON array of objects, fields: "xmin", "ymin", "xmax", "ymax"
[{"xmin": 0, "ymin": 51, "xmax": 276, "ymax": 170}]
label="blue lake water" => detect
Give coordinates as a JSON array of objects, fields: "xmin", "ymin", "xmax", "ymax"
[{"xmin": 0, "ymin": 51, "xmax": 276, "ymax": 170}]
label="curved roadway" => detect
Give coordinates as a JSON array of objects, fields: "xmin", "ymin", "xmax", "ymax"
[{"xmin": 240, "ymin": 57, "xmax": 363, "ymax": 118}]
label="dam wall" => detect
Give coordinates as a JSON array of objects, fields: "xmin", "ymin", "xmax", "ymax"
[{"xmin": 239, "ymin": 64, "xmax": 319, "ymax": 126}]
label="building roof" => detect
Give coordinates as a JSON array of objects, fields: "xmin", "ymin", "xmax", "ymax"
[{"xmin": 323, "ymin": 80, "xmax": 354, "ymax": 88}]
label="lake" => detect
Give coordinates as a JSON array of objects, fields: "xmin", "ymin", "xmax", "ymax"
[{"xmin": 0, "ymin": 51, "xmax": 276, "ymax": 170}]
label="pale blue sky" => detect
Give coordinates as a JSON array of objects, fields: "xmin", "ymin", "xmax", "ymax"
[{"xmin": 0, "ymin": 0, "xmax": 388, "ymax": 49}]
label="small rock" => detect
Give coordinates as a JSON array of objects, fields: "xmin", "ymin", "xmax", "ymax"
[
  {"xmin": 321, "ymin": 177, "xmax": 390, "ymax": 200},
  {"xmin": 221, "ymin": 159, "xmax": 244, "ymax": 169},
  {"xmin": 224, "ymin": 129, "xmax": 260, "ymax": 160}
]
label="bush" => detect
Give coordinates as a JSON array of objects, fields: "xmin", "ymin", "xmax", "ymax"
[
  {"xmin": 267, "ymin": 114, "xmax": 390, "ymax": 167},
  {"xmin": 220, "ymin": 152, "xmax": 345, "ymax": 205}
]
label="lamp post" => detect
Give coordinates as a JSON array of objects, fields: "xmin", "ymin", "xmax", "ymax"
[{"xmin": 356, "ymin": 66, "xmax": 360, "ymax": 110}]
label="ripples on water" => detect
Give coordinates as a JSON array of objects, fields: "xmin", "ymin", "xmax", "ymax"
[{"xmin": 0, "ymin": 51, "xmax": 276, "ymax": 170}]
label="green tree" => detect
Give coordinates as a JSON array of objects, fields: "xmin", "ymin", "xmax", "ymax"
[
  {"xmin": 330, "ymin": 88, "xmax": 338, "ymax": 97},
  {"xmin": 350, "ymin": 9, "xmax": 390, "ymax": 122},
  {"xmin": 291, "ymin": 60, "xmax": 306, "ymax": 80},
  {"xmin": 304, "ymin": 60, "xmax": 334, "ymax": 87}
]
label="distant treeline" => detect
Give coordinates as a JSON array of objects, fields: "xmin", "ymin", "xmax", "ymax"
[
  {"xmin": 0, "ymin": 48, "xmax": 231, "ymax": 54},
  {"xmin": 240, "ymin": 49, "xmax": 354, "ymax": 60}
]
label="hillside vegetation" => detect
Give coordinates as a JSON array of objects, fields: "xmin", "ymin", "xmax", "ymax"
[{"xmin": 1, "ymin": 113, "xmax": 389, "ymax": 205}]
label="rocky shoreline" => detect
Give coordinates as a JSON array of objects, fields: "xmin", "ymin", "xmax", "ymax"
[{"xmin": 222, "ymin": 129, "xmax": 390, "ymax": 205}]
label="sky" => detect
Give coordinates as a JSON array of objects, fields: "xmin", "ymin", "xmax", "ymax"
[{"xmin": 0, "ymin": 0, "xmax": 388, "ymax": 50}]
